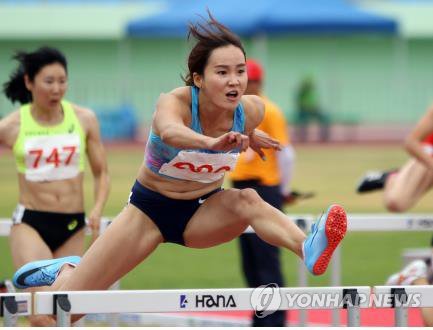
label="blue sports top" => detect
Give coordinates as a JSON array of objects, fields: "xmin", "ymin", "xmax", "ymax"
[{"xmin": 145, "ymin": 86, "xmax": 245, "ymax": 179}]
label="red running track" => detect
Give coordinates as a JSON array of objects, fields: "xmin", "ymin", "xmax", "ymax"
[{"xmin": 182, "ymin": 308, "xmax": 424, "ymax": 326}]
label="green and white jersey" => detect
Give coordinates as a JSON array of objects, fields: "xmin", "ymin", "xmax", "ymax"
[{"xmin": 13, "ymin": 100, "xmax": 86, "ymax": 182}]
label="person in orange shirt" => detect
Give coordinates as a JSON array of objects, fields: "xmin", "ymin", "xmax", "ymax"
[{"xmin": 229, "ymin": 59, "xmax": 295, "ymax": 327}]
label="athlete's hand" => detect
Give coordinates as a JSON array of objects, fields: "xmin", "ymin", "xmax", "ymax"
[
  {"xmin": 249, "ymin": 129, "xmax": 281, "ymax": 160},
  {"xmin": 207, "ymin": 131, "xmax": 249, "ymax": 152},
  {"xmin": 88, "ymin": 207, "xmax": 102, "ymax": 243}
]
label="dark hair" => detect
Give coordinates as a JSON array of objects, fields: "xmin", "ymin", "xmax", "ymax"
[
  {"xmin": 3, "ymin": 46, "xmax": 68, "ymax": 104},
  {"xmin": 183, "ymin": 11, "xmax": 246, "ymax": 86}
]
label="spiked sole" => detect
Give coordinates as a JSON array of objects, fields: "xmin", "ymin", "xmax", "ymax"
[{"xmin": 312, "ymin": 205, "xmax": 347, "ymax": 275}]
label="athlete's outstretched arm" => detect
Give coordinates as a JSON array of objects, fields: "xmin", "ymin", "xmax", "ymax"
[{"xmin": 153, "ymin": 92, "xmax": 249, "ymax": 152}]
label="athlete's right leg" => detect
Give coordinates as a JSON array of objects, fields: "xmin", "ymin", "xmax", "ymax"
[
  {"xmin": 9, "ymin": 224, "xmax": 56, "ymax": 326},
  {"xmin": 184, "ymin": 188, "xmax": 346, "ymax": 275},
  {"xmin": 14, "ymin": 204, "xmax": 163, "ymax": 323},
  {"xmin": 384, "ymin": 158, "xmax": 433, "ymax": 212},
  {"xmin": 54, "ymin": 204, "xmax": 163, "ymax": 292}
]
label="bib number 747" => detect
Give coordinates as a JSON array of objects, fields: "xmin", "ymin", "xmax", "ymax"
[
  {"xmin": 23, "ymin": 133, "xmax": 81, "ymax": 182},
  {"xmin": 28, "ymin": 146, "xmax": 76, "ymax": 168}
]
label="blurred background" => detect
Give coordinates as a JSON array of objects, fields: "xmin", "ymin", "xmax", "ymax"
[
  {"xmin": 1, "ymin": 0, "xmax": 433, "ymax": 326},
  {"xmin": 0, "ymin": 0, "xmax": 432, "ymax": 141}
]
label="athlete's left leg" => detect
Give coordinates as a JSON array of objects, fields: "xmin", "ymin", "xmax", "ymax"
[
  {"xmin": 184, "ymin": 188, "xmax": 305, "ymax": 255},
  {"xmin": 184, "ymin": 188, "xmax": 346, "ymax": 275}
]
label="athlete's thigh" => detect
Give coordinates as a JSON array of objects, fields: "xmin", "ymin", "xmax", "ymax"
[
  {"xmin": 9, "ymin": 224, "xmax": 52, "ymax": 268},
  {"xmin": 53, "ymin": 228, "xmax": 85, "ymax": 258},
  {"xmin": 184, "ymin": 189, "xmax": 248, "ymax": 249},
  {"xmin": 61, "ymin": 204, "xmax": 164, "ymax": 291},
  {"xmin": 386, "ymin": 158, "xmax": 433, "ymax": 201}
]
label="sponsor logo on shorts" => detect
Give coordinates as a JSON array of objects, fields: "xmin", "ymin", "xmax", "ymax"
[{"xmin": 67, "ymin": 219, "xmax": 78, "ymax": 231}]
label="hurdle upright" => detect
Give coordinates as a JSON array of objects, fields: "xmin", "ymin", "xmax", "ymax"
[
  {"xmin": 374, "ymin": 285, "xmax": 433, "ymax": 327},
  {"xmin": 326, "ymin": 213, "xmax": 433, "ymax": 326},
  {"xmin": 0, "ymin": 293, "xmax": 31, "ymax": 326}
]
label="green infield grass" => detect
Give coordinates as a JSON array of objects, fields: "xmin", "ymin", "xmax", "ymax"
[{"xmin": 1, "ymin": 143, "xmax": 431, "ymax": 289}]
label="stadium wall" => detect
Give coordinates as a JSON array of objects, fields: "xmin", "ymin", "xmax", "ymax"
[{"xmin": 0, "ymin": 36, "xmax": 432, "ymax": 126}]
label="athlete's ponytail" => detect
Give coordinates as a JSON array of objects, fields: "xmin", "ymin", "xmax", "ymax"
[{"xmin": 3, "ymin": 47, "xmax": 67, "ymax": 104}]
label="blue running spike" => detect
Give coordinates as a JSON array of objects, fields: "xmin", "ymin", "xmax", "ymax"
[
  {"xmin": 303, "ymin": 204, "xmax": 347, "ymax": 275},
  {"xmin": 13, "ymin": 256, "xmax": 81, "ymax": 289}
]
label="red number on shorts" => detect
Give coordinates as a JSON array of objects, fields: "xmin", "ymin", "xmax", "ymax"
[{"xmin": 29, "ymin": 149, "xmax": 43, "ymax": 168}]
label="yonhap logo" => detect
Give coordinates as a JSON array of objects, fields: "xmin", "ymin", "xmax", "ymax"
[
  {"xmin": 250, "ymin": 283, "xmax": 282, "ymax": 318},
  {"xmin": 180, "ymin": 294, "xmax": 188, "ymax": 308},
  {"xmin": 195, "ymin": 294, "xmax": 237, "ymax": 308}
]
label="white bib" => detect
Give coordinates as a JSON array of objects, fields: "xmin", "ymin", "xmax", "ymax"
[
  {"xmin": 24, "ymin": 134, "xmax": 81, "ymax": 182},
  {"xmin": 159, "ymin": 150, "xmax": 239, "ymax": 183}
]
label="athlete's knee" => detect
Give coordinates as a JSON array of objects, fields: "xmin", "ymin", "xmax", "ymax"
[
  {"xmin": 231, "ymin": 188, "xmax": 263, "ymax": 218},
  {"xmin": 239, "ymin": 188, "xmax": 262, "ymax": 205},
  {"xmin": 57, "ymin": 264, "xmax": 75, "ymax": 281},
  {"xmin": 384, "ymin": 195, "xmax": 408, "ymax": 213}
]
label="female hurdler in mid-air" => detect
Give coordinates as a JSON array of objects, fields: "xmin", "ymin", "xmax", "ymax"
[{"xmin": 13, "ymin": 13, "xmax": 347, "ymax": 323}]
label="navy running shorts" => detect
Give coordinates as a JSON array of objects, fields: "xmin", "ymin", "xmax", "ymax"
[{"xmin": 128, "ymin": 180, "xmax": 222, "ymax": 245}]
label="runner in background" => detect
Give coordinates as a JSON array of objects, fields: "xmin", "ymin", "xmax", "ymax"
[
  {"xmin": 357, "ymin": 106, "xmax": 433, "ymax": 213},
  {"xmin": 0, "ymin": 46, "xmax": 109, "ymax": 326},
  {"xmin": 358, "ymin": 104, "xmax": 433, "ymax": 326}
]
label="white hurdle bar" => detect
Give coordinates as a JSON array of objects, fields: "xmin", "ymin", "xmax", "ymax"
[
  {"xmin": 32, "ymin": 286, "xmax": 370, "ymax": 327},
  {"xmin": 374, "ymin": 285, "xmax": 433, "ymax": 327},
  {"xmin": 5, "ymin": 286, "xmax": 433, "ymax": 327},
  {"xmin": 0, "ymin": 293, "xmax": 31, "ymax": 326}
]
